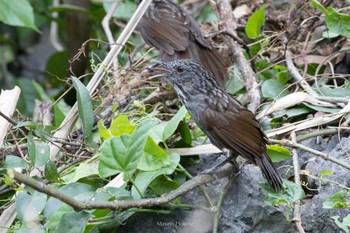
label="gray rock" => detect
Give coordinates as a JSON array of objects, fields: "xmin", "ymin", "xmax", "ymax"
[{"xmin": 118, "ymin": 135, "xmax": 350, "ymax": 233}]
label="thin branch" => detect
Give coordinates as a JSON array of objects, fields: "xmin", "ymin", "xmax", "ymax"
[
  {"xmin": 10, "ymin": 169, "xmax": 236, "ymax": 211},
  {"xmin": 217, "ymin": 0, "xmax": 261, "ymax": 113},
  {"xmin": 291, "ymin": 132, "xmax": 305, "ymax": 233},
  {"xmin": 285, "ymin": 50, "xmax": 319, "ymax": 97},
  {"xmin": 270, "ymin": 139, "xmax": 350, "ymax": 171}
]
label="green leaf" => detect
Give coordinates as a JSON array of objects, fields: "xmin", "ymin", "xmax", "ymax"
[
  {"xmin": 226, "ymin": 67, "xmax": 245, "ymax": 95},
  {"xmin": 266, "ymin": 145, "xmax": 291, "ymax": 162},
  {"xmin": 62, "ymin": 160, "xmax": 99, "ymax": 183},
  {"xmin": 46, "ymin": 205, "xmax": 74, "ymax": 232},
  {"xmin": 261, "ymin": 79, "xmax": 290, "ymax": 99},
  {"xmin": 178, "ymin": 120, "xmax": 192, "ymax": 146},
  {"xmin": 13, "ymin": 121, "xmax": 36, "ymax": 130},
  {"xmin": 302, "ymin": 102, "xmax": 340, "ymax": 114},
  {"xmin": 55, "ymin": 211, "xmax": 92, "ymax": 233},
  {"xmin": 150, "ymin": 106, "xmax": 187, "ymax": 143},
  {"xmin": 260, "ymin": 179, "xmax": 304, "ymax": 220},
  {"xmin": 45, "ymin": 161, "xmax": 59, "ymax": 182},
  {"xmin": 132, "ymin": 152, "xmax": 180, "ymax": 199},
  {"xmin": 103, "ymin": 1, "xmax": 137, "ymax": 19},
  {"xmin": 256, "ymin": 59, "xmax": 278, "ymax": 80},
  {"xmin": 97, "ymin": 119, "xmax": 110, "ymax": 139},
  {"xmin": 331, "ymin": 214, "xmax": 350, "ymax": 233},
  {"xmin": 163, "ymin": 106, "xmax": 188, "ymax": 140},
  {"xmin": 245, "ymin": 5, "xmax": 265, "ymax": 39},
  {"xmin": 109, "ymin": 115, "xmax": 136, "ymax": 136},
  {"xmin": 0, "ymin": 0, "xmax": 38, "ymax": 31},
  {"xmin": 72, "ymin": 77, "xmax": 94, "ymax": 139},
  {"xmin": 44, "ymin": 183, "xmax": 95, "ymax": 219},
  {"xmin": 149, "ymin": 175, "xmax": 179, "ymax": 196},
  {"xmin": 3, "ymin": 156, "xmax": 27, "ymax": 169},
  {"xmin": 16, "ymin": 187, "xmax": 47, "ymax": 223},
  {"xmin": 319, "ymin": 169, "xmax": 333, "ymax": 177},
  {"xmin": 137, "ymin": 136, "xmax": 170, "ymax": 171},
  {"xmin": 325, "ymin": 7, "xmax": 350, "ymax": 38},
  {"xmin": 323, "ymin": 190, "xmax": 350, "ymax": 209},
  {"xmin": 99, "ymin": 118, "xmax": 157, "ymax": 178},
  {"xmin": 318, "ymin": 82, "xmax": 350, "ymax": 97},
  {"xmin": 311, "ymin": 0, "xmax": 327, "ymax": 13}
]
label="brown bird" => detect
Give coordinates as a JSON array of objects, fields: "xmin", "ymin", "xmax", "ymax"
[
  {"xmin": 137, "ymin": 0, "xmax": 228, "ymax": 88},
  {"xmin": 151, "ymin": 59, "xmax": 283, "ymax": 191}
]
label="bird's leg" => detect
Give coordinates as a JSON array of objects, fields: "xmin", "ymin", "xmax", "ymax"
[{"xmin": 202, "ymin": 150, "xmax": 240, "ymax": 177}]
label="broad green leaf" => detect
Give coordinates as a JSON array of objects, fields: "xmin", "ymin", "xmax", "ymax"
[
  {"xmin": 99, "ymin": 118, "xmax": 157, "ymax": 178},
  {"xmin": 0, "ymin": 0, "xmax": 38, "ymax": 30},
  {"xmin": 256, "ymin": 59, "xmax": 278, "ymax": 80},
  {"xmin": 226, "ymin": 67, "xmax": 245, "ymax": 95},
  {"xmin": 245, "ymin": 5, "xmax": 265, "ymax": 39},
  {"xmin": 261, "ymin": 79, "xmax": 290, "ymax": 99},
  {"xmin": 331, "ymin": 214, "xmax": 350, "ymax": 233},
  {"xmin": 311, "ymin": 0, "xmax": 327, "ymax": 13},
  {"xmin": 45, "ymin": 161, "xmax": 59, "ymax": 182},
  {"xmin": 132, "ymin": 152, "xmax": 180, "ymax": 199},
  {"xmin": 44, "ymin": 183, "xmax": 95, "ymax": 219},
  {"xmin": 55, "ymin": 211, "xmax": 92, "ymax": 233},
  {"xmin": 163, "ymin": 106, "xmax": 188, "ymax": 140},
  {"xmin": 103, "ymin": 1, "xmax": 137, "ymax": 19},
  {"xmin": 109, "ymin": 115, "xmax": 135, "ymax": 136},
  {"xmin": 97, "ymin": 119, "xmax": 110, "ymax": 139},
  {"xmin": 47, "ymin": 205, "xmax": 74, "ymax": 232},
  {"xmin": 137, "ymin": 136, "xmax": 170, "ymax": 171},
  {"xmin": 72, "ymin": 77, "xmax": 93, "ymax": 139},
  {"xmin": 178, "ymin": 120, "xmax": 192, "ymax": 146},
  {"xmin": 3, "ymin": 156, "xmax": 27, "ymax": 169},
  {"xmin": 149, "ymin": 175, "xmax": 179, "ymax": 196},
  {"xmin": 261, "ymin": 179, "xmax": 305, "ymax": 208},
  {"xmin": 323, "ymin": 190, "xmax": 350, "ymax": 209},
  {"xmin": 318, "ymin": 83, "xmax": 350, "ymax": 97},
  {"xmin": 16, "ymin": 187, "xmax": 47, "ymax": 223},
  {"xmin": 62, "ymin": 160, "xmax": 99, "ymax": 183},
  {"xmin": 266, "ymin": 145, "xmax": 291, "ymax": 162},
  {"xmin": 149, "ymin": 106, "xmax": 187, "ymax": 143},
  {"xmin": 325, "ymin": 7, "xmax": 350, "ymax": 38}
]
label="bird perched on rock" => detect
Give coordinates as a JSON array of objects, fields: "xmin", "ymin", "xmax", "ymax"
[
  {"xmin": 136, "ymin": 0, "xmax": 228, "ymax": 88},
  {"xmin": 150, "ymin": 59, "xmax": 283, "ymax": 191}
]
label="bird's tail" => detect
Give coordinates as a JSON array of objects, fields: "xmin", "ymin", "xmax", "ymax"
[{"xmin": 256, "ymin": 153, "xmax": 283, "ymax": 192}]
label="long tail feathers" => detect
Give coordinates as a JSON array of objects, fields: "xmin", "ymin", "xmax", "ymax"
[{"xmin": 256, "ymin": 154, "xmax": 283, "ymax": 191}]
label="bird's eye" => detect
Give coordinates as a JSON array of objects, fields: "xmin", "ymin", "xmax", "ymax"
[{"xmin": 176, "ymin": 66, "xmax": 184, "ymax": 73}]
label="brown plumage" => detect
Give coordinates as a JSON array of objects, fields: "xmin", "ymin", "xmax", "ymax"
[
  {"xmin": 137, "ymin": 0, "xmax": 228, "ymax": 87},
  {"xmin": 152, "ymin": 59, "xmax": 283, "ymax": 191}
]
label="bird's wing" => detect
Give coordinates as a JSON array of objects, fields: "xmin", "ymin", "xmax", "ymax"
[
  {"xmin": 138, "ymin": 2, "xmax": 210, "ymax": 55},
  {"xmin": 199, "ymin": 102, "xmax": 267, "ymax": 164}
]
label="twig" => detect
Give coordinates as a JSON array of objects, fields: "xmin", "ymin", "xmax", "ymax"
[
  {"xmin": 285, "ymin": 50, "xmax": 319, "ymax": 97},
  {"xmin": 10, "ymin": 170, "xmax": 218, "ymax": 211},
  {"xmin": 217, "ymin": 0, "xmax": 261, "ymax": 113},
  {"xmin": 102, "ymin": 0, "xmax": 120, "ymax": 78},
  {"xmin": 291, "ymin": 132, "xmax": 305, "ymax": 233},
  {"xmin": 270, "ymin": 139, "xmax": 350, "ymax": 171},
  {"xmin": 296, "ymin": 127, "xmax": 349, "ymax": 142},
  {"xmin": 212, "ymin": 174, "xmax": 236, "ymax": 233}
]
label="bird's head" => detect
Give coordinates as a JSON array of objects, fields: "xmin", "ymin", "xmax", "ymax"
[{"xmin": 148, "ymin": 59, "xmax": 219, "ymax": 94}]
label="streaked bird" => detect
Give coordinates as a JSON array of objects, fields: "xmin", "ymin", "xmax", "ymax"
[{"xmin": 151, "ymin": 59, "xmax": 283, "ymax": 191}]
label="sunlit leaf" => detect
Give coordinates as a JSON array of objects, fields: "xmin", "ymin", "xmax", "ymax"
[{"xmin": 245, "ymin": 5, "xmax": 265, "ymax": 38}]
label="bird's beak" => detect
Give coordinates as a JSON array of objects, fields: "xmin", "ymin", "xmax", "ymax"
[{"xmin": 147, "ymin": 61, "xmax": 172, "ymax": 79}]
